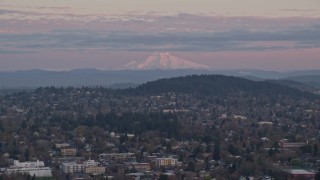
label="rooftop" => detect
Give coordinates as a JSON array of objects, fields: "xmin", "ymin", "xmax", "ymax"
[{"xmin": 285, "ymin": 169, "xmax": 316, "ymax": 175}]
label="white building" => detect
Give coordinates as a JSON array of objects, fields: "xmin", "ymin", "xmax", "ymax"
[
  {"xmin": 6, "ymin": 160, "xmax": 51, "ymax": 177},
  {"xmin": 84, "ymin": 159, "xmax": 99, "ymax": 167},
  {"xmin": 62, "ymin": 160, "xmax": 104, "ymax": 175},
  {"xmin": 61, "ymin": 162, "xmax": 85, "ymax": 174},
  {"xmin": 6, "ymin": 167, "xmax": 52, "ymax": 177},
  {"xmin": 13, "ymin": 160, "xmax": 44, "ymax": 168},
  {"xmin": 258, "ymin": 121, "xmax": 273, "ymax": 125}
]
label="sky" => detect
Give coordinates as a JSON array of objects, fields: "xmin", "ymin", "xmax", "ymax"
[{"xmin": 0, "ymin": 0, "xmax": 320, "ymax": 71}]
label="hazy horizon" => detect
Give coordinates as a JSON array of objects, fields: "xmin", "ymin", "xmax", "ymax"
[{"xmin": 1, "ymin": 0, "xmax": 320, "ymax": 71}]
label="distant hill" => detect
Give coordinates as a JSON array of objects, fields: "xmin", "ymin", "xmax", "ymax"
[
  {"xmin": 283, "ymin": 75, "xmax": 320, "ymax": 88},
  {"xmin": 239, "ymin": 76, "xmax": 265, "ymax": 81},
  {"xmin": 1, "ymin": 68, "xmax": 320, "ymax": 89},
  {"xmin": 131, "ymin": 75, "xmax": 317, "ymax": 99},
  {"xmin": 266, "ymin": 79, "xmax": 319, "ymax": 94},
  {"xmin": 0, "ymin": 69, "xmax": 212, "ymax": 88},
  {"xmin": 108, "ymin": 83, "xmax": 138, "ymax": 89}
]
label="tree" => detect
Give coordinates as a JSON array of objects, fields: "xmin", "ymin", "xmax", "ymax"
[
  {"xmin": 314, "ymin": 144, "xmax": 318, "ymax": 156},
  {"xmin": 268, "ymin": 148, "xmax": 275, "ymax": 157},
  {"xmin": 228, "ymin": 144, "xmax": 238, "ymax": 156},
  {"xmin": 21, "ymin": 120, "xmax": 28, "ymax": 129},
  {"xmin": 165, "ymin": 143, "xmax": 172, "ymax": 154},
  {"xmin": 315, "ymin": 169, "xmax": 320, "ymax": 180},
  {"xmin": 24, "ymin": 148, "xmax": 30, "ymax": 161},
  {"xmin": 159, "ymin": 174, "xmax": 169, "ymax": 180},
  {"xmin": 186, "ymin": 161, "xmax": 195, "ymax": 171},
  {"xmin": 213, "ymin": 139, "xmax": 221, "ymax": 161},
  {"xmin": 0, "ymin": 121, "xmax": 4, "ymax": 132},
  {"xmin": 239, "ymin": 161, "xmax": 258, "ymax": 176}
]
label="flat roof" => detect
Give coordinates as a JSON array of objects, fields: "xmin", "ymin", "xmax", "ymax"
[{"xmin": 285, "ymin": 169, "xmax": 316, "ymax": 175}]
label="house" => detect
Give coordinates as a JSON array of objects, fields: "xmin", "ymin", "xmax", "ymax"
[
  {"xmin": 99, "ymin": 153, "xmax": 136, "ymax": 163},
  {"xmin": 282, "ymin": 169, "xmax": 316, "ymax": 180},
  {"xmin": 258, "ymin": 121, "xmax": 273, "ymax": 126},
  {"xmin": 55, "ymin": 143, "xmax": 70, "ymax": 149},
  {"xmin": 61, "ymin": 147, "xmax": 77, "ymax": 156},
  {"xmin": 233, "ymin": 115, "xmax": 247, "ymax": 120},
  {"xmin": 131, "ymin": 163, "xmax": 151, "ymax": 172},
  {"xmin": 279, "ymin": 142, "xmax": 306, "ymax": 149},
  {"xmin": 126, "ymin": 172, "xmax": 144, "ymax": 179}
]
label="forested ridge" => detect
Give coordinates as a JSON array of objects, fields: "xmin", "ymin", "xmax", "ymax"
[{"xmin": 130, "ymin": 74, "xmax": 317, "ymax": 99}]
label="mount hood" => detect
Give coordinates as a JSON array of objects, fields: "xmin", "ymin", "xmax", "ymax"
[{"xmin": 122, "ymin": 52, "xmax": 209, "ymax": 70}]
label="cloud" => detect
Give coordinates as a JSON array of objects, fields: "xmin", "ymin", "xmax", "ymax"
[
  {"xmin": 1, "ymin": 24, "xmax": 320, "ymax": 53},
  {"xmin": 282, "ymin": 9, "xmax": 315, "ymax": 12},
  {"xmin": 0, "ymin": 49, "xmax": 35, "ymax": 54},
  {"xmin": 1, "ymin": 11, "xmax": 320, "ymax": 53},
  {"xmin": 0, "ymin": 9, "xmax": 23, "ymax": 15}
]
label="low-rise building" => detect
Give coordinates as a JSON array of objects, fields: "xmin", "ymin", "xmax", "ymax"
[
  {"xmin": 155, "ymin": 158, "xmax": 178, "ymax": 167},
  {"xmin": 13, "ymin": 160, "xmax": 44, "ymax": 168},
  {"xmin": 6, "ymin": 167, "xmax": 52, "ymax": 177},
  {"xmin": 61, "ymin": 162, "xmax": 85, "ymax": 174},
  {"xmin": 85, "ymin": 166, "xmax": 105, "ymax": 175},
  {"xmin": 258, "ymin": 121, "xmax": 273, "ymax": 126},
  {"xmin": 84, "ymin": 159, "xmax": 105, "ymax": 175},
  {"xmin": 282, "ymin": 169, "xmax": 316, "ymax": 180},
  {"xmin": 61, "ymin": 147, "xmax": 77, "ymax": 156},
  {"xmin": 84, "ymin": 159, "xmax": 99, "ymax": 167},
  {"xmin": 55, "ymin": 143, "xmax": 70, "ymax": 149},
  {"xmin": 279, "ymin": 142, "xmax": 306, "ymax": 149},
  {"xmin": 5, "ymin": 160, "xmax": 52, "ymax": 177},
  {"xmin": 131, "ymin": 163, "xmax": 151, "ymax": 172},
  {"xmin": 99, "ymin": 153, "xmax": 136, "ymax": 163}
]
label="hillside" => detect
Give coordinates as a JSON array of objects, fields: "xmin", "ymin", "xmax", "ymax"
[
  {"xmin": 266, "ymin": 79, "xmax": 319, "ymax": 94},
  {"xmin": 132, "ymin": 75, "xmax": 317, "ymax": 99},
  {"xmin": 284, "ymin": 75, "xmax": 320, "ymax": 88},
  {"xmin": 2, "ymin": 69, "xmax": 320, "ymax": 88},
  {"xmin": 0, "ymin": 69, "xmax": 211, "ymax": 88}
]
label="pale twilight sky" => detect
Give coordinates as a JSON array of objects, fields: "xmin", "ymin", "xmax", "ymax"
[{"xmin": 0, "ymin": 0, "xmax": 320, "ymax": 71}]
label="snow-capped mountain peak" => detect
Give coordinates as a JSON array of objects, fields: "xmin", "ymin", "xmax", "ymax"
[{"xmin": 122, "ymin": 52, "xmax": 209, "ymax": 70}]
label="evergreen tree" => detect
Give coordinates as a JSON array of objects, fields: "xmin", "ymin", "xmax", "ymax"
[
  {"xmin": 213, "ymin": 139, "xmax": 221, "ymax": 161},
  {"xmin": 314, "ymin": 144, "xmax": 319, "ymax": 156},
  {"xmin": 24, "ymin": 148, "xmax": 30, "ymax": 161}
]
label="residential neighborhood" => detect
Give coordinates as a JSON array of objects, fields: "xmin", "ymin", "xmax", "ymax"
[{"xmin": 0, "ymin": 75, "xmax": 320, "ymax": 179}]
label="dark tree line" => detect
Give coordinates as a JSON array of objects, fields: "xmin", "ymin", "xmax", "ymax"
[
  {"xmin": 129, "ymin": 75, "xmax": 317, "ymax": 99},
  {"xmin": 48, "ymin": 111, "xmax": 181, "ymax": 139}
]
